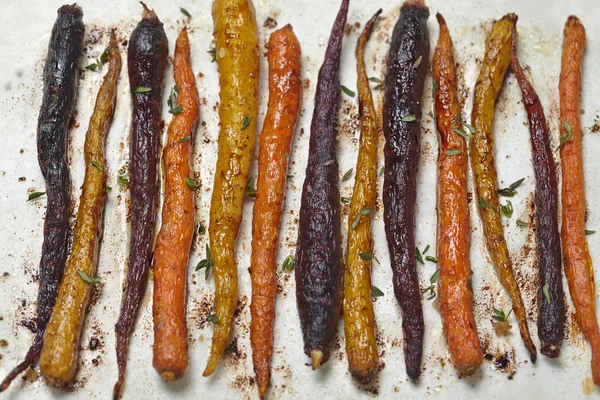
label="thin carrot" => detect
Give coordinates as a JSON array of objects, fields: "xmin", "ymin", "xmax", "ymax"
[
  {"xmin": 249, "ymin": 24, "xmax": 302, "ymax": 399},
  {"xmin": 432, "ymin": 13, "xmax": 483, "ymax": 376},
  {"xmin": 343, "ymin": 9, "xmax": 381, "ymax": 385},
  {"xmin": 559, "ymin": 16, "xmax": 600, "ymax": 385},
  {"xmin": 152, "ymin": 27, "xmax": 200, "ymax": 382}
]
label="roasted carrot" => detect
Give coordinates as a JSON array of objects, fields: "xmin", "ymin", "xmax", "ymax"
[
  {"xmin": 382, "ymin": 0, "xmax": 429, "ymax": 380},
  {"xmin": 559, "ymin": 16, "xmax": 600, "ymax": 384},
  {"xmin": 0, "ymin": 5, "xmax": 84, "ymax": 392},
  {"xmin": 152, "ymin": 27, "xmax": 200, "ymax": 382},
  {"xmin": 204, "ymin": 0, "xmax": 260, "ymax": 377},
  {"xmin": 295, "ymin": 0, "xmax": 349, "ymax": 370},
  {"xmin": 470, "ymin": 14, "xmax": 537, "ymax": 362},
  {"xmin": 511, "ymin": 27, "xmax": 564, "ymax": 358},
  {"xmin": 433, "ymin": 13, "xmax": 483, "ymax": 376},
  {"xmin": 343, "ymin": 9, "xmax": 381, "ymax": 385},
  {"xmin": 249, "ymin": 25, "xmax": 302, "ymax": 399},
  {"xmin": 38, "ymin": 31, "xmax": 121, "ymax": 386},
  {"xmin": 113, "ymin": 4, "xmax": 168, "ymax": 398}
]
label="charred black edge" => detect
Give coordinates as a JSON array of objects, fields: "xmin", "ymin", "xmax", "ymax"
[
  {"xmin": 382, "ymin": 0, "xmax": 429, "ymax": 380},
  {"xmin": 295, "ymin": 0, "xmax": 350, "ymax": 368},
  {"xmin": 113, "ymin": 4, "xmax": 168, "ymax": 399},
  {"xmin": 510, "ymin": 25, "xmax": 564, "ymax": 359},
  {"xmin": 0, "ymin": 4, "xmax": 83, "ymax": 393}
]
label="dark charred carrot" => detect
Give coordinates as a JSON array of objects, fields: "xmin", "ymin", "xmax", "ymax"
[
  {"xmin": 382, "ymin": 0, "xmax": 429, "ymax": 380},
  {"xmin": 559, "ymin": 16, "xmax": 600, "ymax": 384},
  {"xmin": 39, "ymin": 31, "xmax": 121, "ymax": 386},
  {"xmin": 295, "ymin": 0, "xmax": 349, "ymax": 370},
  {"xmin": 152, "ymin": 27, "xmax": 199, "ymax": 382},
  {"xmin": 113, "ymin": 4, "xmax": 168, "ymax": 398},
  {"xmin": 470, "ymin": 14, "xmax": 537, "ymax": 362},
  {"xmin": 0, "ymin": 4, "xmax": 84, "ymax": 392},
  {"xmin": 203, "ymin": 0, "xmax": 260, "ymax": 377},
  {"xmin": 343, "ymin": 9, "xmax": 381, "ymax": 385},
  {"xmin": 433, "ymin": 13, "xmax": 483, "ymax": 376},
  {"xmin": 250, "ymin": 25, "xmax": 302, "ymax": 399},
  {"xmin": 510, "ymin": 27, "xmax": 564, "ymax": 359}
]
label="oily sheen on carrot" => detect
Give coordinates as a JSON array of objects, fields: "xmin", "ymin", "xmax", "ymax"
[
  {"xmin": 559, "ymin": 16, "xmax": 600, "ymax": 385},
  {"xmin": 152, "ymin": 27, "xmax": 200, "ymax": 382},
  {"xmin": 511, "ymin": 27, "xmax": 564, "ymax": 358},
  {"xmin": 470, "ymin": 14, "xmax": 537, "ymax": 362},
  {"xmin": 39, "ymin": 31, "xmax": 121, "ymax": 387},
  {"xmin": 204, "ymin": 0, "xmax": 260, "ymax": 377},
  {"xmin": 250, "ymin": 25, "xmax": 302, "ymax": 399},
  {"xmin": 343, "ymin": 9, "xmax": 381, "ymax": 385},
  {"xmin": 432, "ymin": 13, "xmax": 483, "ymax": 376},
  {"xmin": 0, "ymin": 5, "xmax": 84, "ymax": 392}
]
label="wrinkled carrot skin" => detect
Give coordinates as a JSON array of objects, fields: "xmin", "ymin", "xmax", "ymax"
[
  {"xmin": 343, "ymin": 9, "xmax": 381, "ymax": 385},
  {"xmin": 560, "ymin": 16, "xmax": 600, "ymax": 385},
  {"xmin": 204, "ymin": 0, "xmax": 260, "ymax": 377},
  {"xmin": 152, "ymin": 28, "xmax": 199, "ymax": 382},
  {"xmin": 38, "ymin": 32, "xmax": 121, "ymax": 386},
  {"xmin": 0, "ymin": 6, "xmax": 84, "ymax": 392},
  {"xmin": 295, "ymin": 0, "xmax": 349, "ymax": 370},
  {"xmin": 250, "ymin": 25, "xmax": 302, "ymax": 399},
  {"xmin": 470, "ymin": 14, "xmax": 537, "ymax": 362},
  {"xmin": 114, "ymin": 5, "xmax": 168, "ymax": 398},
  {"xmin": 511, "ymin": 29, "xmax": 564, "ymax": 359},
  {"xmin": 382, "ymin": 0, "xmax": 429, "ymax": 380},
  {"xmin": 433, "ymin": 13, "xmax": 483, "ymax": 376}
]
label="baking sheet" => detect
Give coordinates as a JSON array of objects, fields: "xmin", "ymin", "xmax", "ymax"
[{"xmin": 1, "ymin": 0, "xmax": 600, "ymax": 398}]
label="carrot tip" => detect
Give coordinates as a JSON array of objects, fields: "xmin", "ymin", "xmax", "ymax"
[
  {"xmin": 161, "ymin": 371, "xmax": 177, "ymax": 381},
  {"xmin": 203, "ymin": 360, "xmax": 217, "ymax": 377},
  {"xmin": 311, "ymin": 350, "xmax": 324, "ymax": 370}
]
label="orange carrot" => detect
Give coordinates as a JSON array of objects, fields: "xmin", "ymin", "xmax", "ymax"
[
  {"xmin": 432, "ymin": 13, "xmax": 483, "ymax": 376},
  {"xmin": 559, "ymin": 16, "xmax": 600, "ymax": 385},
  {"xmin": 249, "ymin": 24, "xmax": 302, "ymax": 399},
  {"xmin": 152, "ymin": 27, "xmax": 200, "ymax": 382}
]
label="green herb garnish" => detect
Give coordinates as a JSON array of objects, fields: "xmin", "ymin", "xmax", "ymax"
[
  {"xmin": 282, "ymin": 255, "xmax": 295, "ymax": 273},
  {"xmin": 180, "ymin": 7, "xmax": 191, "ymax": 18},
  {"xmin": 401, "ymin": 115, "xmax": 417, "ymax": 122},
  {"xmin": 76, "ymin": 270, "xmax": 101, "ymax": 285},
  {"xmin": 195, "ymin": 244, "xmax": 214, "ymax": 281},
  {"xmin": 245, "ymin": 175, "xmax": 257, "ymax": 197},
  {"xmin": 135, "ymin": 86, "xmax": 152, "ymax": 93},
  {"xmin": 498, "ymin": 178, "xmax": 525, "ymax": 197},
  {"xmin": 241, "ymin": 115, "xmax": 252, "ymax": 131},
  {"xmin": 371, "ymin": 285, "xmax": 384, "ymax": 298},
  {"xmin": 501, "ymin": 200, "xmax": 513, "ymax": 218},
  {"xmin": 342, "ymin": 168, "xmax": 353, "ymax": 182},
  {"xmin": 341, "ymin": 85, "xmax": 356, "ymax": 97},
  {"xmin": 27, "ymin": 191, "xmax": 46, "ymax": 202}
]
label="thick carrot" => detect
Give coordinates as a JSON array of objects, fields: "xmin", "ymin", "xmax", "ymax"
[
  {"xmin": 152, "ymin": 27, "xmax": 200, "ymax": 382},
  {"xmin": 343, "ymin": 9, "xmax": 381, "ymax": 385},
  {"xmin": 38, "ymin": 31, "xmax": 121, "ymax": 387},
  {"xmin": 204, "ymin": 0, "xmax": 260, "ymax": 377},
  {"xmin": 432, "ymin": 13, "xmax": 483, "ymax": 376},
  {"xmin": 249, "ymin": 25, "xmax": 302, "ymax": 399},
  {"xmin": 470, "ymin": 14, "xmax": 537, "ymax": 362},
  {"xmin": 559, "ymin": 16, "xmax": 600, "ymax": 385}
]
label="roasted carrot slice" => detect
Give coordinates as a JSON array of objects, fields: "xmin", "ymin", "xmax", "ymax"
[
  {"xmin": 343, "ymin": 9, "xmax": 381, "ymax": 385},
  {"xmin": 382, "ymin": 0, "xmax": 430, "ymax": 380},
  {"xmin": 559, "ymin": 16, "xmax": 600, "ymax": 384},
  {"xmin": 432, "ymin": 13, "xmax": 483, "ymax": 376},
  {"xmin": 295, "ymin": 0, "xmax": 349, "ymax": 370},
  {"xmin": 510, "ymin": 26, "xmax": 564, "ymax": 358},
  {"xmin": 204, "ymin": 0, "xmax": 260, "ymax": 377},
  {"xmin": 249, "ymin": 24, "xmax": 302, "ymax": 399},
  {"xmin": 152, "ymin": 27, "xmax": 200, "ymax": 382},
  {"xmin": 470, "ymin": 13, "xmax": 537, "ymax": 362},
  {"xmin": 0, "ymin": 5, "xmax": 84, "ymax": 392},
  {"xmin": 38, "ymin": 31, "xmax": 121, "ymax": 387},
  {"xmin": 113, "ymin": 4, "xmax": 168, "ymax": 398}
]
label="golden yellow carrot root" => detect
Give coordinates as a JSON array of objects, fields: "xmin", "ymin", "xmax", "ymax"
[
  {"xmin": 343, "ymin": 9, "xmax": 381, "ymax": 385},
  {"xmin": 559, "ymin": 16, "xmax": 600, "ymax": 385},
  {"xmin": 152, "ymin": 27, "xmax": 200, "ymax": 382},
  {"xmin": 470, "ymin": 14, "xmax": 537, "ymax": 362},
  {"xmin": 433, "ymin": 13, "xmax": 483, "ymax": 375},
  {"xmin": 39, "ymin": 32, "xmax": 121, "ymax": 386},
  {"xmin": 204, "ymin": 0, "xmax": 260, "ymax": 377}
]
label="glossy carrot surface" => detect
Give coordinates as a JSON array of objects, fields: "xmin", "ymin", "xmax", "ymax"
[
  {"xmin": 470, "ymin": 14, "xmax": 536, "ymax": 362},
  {"xmin": 559, "ymin": 16, "xmax": 600, "ymax": 385},
  {"xmin": 152, "ymin": 27, "xmax": 199, "ymax": 382},
  {"xmin": 204, "ymin": 0, "xmax": 260, "ymax": 377},
  {"xmin": 343, "ymin": 9, "xmax": 381, "ymax": 385},
  {"xmin": 433, "ymin": 13, "xmax": 483, "ymax": 376},
  {"xmin": 250, "ymin": 24, "xmax": 302, "ymax": 399}
]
